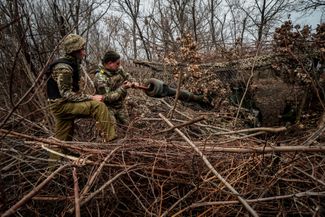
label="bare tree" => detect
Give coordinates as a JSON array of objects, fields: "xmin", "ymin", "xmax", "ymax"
[
  {"xmin": 116, "ymin": 0, "xmax": 151, "ymax": 60},
  {"xmin": 296, "ymin": 0, "xmax": 325, "ymax": 11},
  {"xmin": 0, "ymin": 0, "xmax": 111, "ymax": 130},
  {"xmin": 207, "ymin": 0, "xmax": 223, "ymax": 50},
  {"xmin": 238, "ymin": 0, "xmax": 295, "ymax": 44}
]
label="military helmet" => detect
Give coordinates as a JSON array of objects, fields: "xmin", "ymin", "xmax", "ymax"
[{"xmin": 62, "ymin": 34, "xmax": 86, "ymax": 54}]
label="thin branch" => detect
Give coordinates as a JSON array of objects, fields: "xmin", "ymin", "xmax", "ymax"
[
  {"xmin": 41, "ymin": 145, "xmax": 94, "ymax": 164},
  {"xmin": 159, "ymin": 113, "xmax": 259, "ymax": 217},
  {"xmin": 80, "ymin": 146, "xmax": 121, "ymax": 197},
  {"xmin": 0, "ymin": 129, "xmax": 104, "ymax": 154},
  {"xmin": 176, "ymin": 191, "xmax": 325, "ymax": 213},
  {"xmin": 168, "ymin": 67, "xmax": 183, "ymax": 119},
  {"xmin": 161, "ymin": 186, "xmax": 197, "ymax": 217},
  {"xmin": 0, "ymin": 16, "xmax": 22, "ymax": 32},
  {"xmin": 301, "ymin": 125, "xmax": 325, "ymax": 146},
  {"xmin": 294, "ymin": 166, "xmax": 325, "ymax": 186},
  {"xmin": 2, "ymin": 164, "xmax": 69, "ymax": 217},
  {"xmin": 73, "ymin": 167, "xmax": 81, "ymax": 217},
  {"xmin": 233, "ymin": 44, "xmax": 262, "ymax": 127},
  {"xmin": 191, "ymin": 145, "xmax": 325, "ymax": 153},
  {"xmin": 155, "ymin": 115, "xmax": 205, "ymax": 135},
  {"xmin": 0, "ymin": 35, "xmax": 67, "ymax": 129},
  {"xmin": 212, "ymin": 126, "xmax": 287, "ymax": 135},
  {"xmin": 68, "ymin": 166, "xmax": 136, "ymax": 214}
]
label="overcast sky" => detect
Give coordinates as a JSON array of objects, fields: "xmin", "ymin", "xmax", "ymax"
[{"xmin": 292, "ymin": 8, "xmax": 324, "ymax": 29}]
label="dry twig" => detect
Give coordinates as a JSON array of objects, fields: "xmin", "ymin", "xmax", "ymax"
[
  {"xmin": 2, "ymin": 164, "xmax": 69, "ymax": 217},
  {"xmin": 159, "ymin": 113, "xmax": 259, "ymax": 217},
  {"xmin": 73, "ymin": 167, "xmax": 81, "ymax": 217}
]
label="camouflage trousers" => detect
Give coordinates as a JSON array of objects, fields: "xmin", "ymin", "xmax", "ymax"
[
  {"xmin": 110, "ymin": 104, "xmax": 129, "ymax": 126},
  {"xmin": 50, "ymin": 100, "xmax": 116, "ymax": 141},
  {"xmin": 48, "ymin": 100, "xmax": 116, "ymax": 167}
]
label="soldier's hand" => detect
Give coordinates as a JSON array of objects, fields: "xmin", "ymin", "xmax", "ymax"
[
  {"xmin": 122, "ymin": 81, "xmax": 132, "ymax": 89},
  {"xmin": 131, "ymin": 82, "xmax": 140, "ymax": 88},
  {"xmin": 91, "ymin": 95, "xmax": 104, "ymax": 102}
]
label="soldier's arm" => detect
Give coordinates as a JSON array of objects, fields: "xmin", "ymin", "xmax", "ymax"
[
  {"xmin": 94, "ymin": 73, "xmax": 127, "ymax": 103},
  {"xmin": 119, "ymin": 67, "xmax": 136, "ymax": 82},
  {"xmin": 53, "ymin": 63, "xmax": 91, "ymax": 102}
]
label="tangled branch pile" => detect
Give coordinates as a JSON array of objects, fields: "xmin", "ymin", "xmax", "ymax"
[{"xmin": 1, "ymin": 95, "xmax": 325, "ymax": 216}]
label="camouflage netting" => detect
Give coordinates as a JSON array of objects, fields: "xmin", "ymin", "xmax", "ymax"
[
  {"xmin": 163, "ymin": 34, "xmax": 232, "ymax": 109},
  {"xmin": 144, "ymin": 24, "xmax": 325, "ymax": 127}
]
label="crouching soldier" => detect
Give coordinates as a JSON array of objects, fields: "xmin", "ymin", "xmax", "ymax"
[
  {"xmin": 47, "ymin": 34, "xmax": 116, "ymax": 145},
  {"xmin": 94, "ymin": 50, "xmax": 138, "ymax": 126}
]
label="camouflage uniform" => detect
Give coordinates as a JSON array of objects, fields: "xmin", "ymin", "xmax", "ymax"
[
  {"xmin": 47, "ymin": 34, "xmax": 116, "ymax": 142},
  {"xmin": 94, "ymin": 65, "xmax": 135, "ymax": 125}
]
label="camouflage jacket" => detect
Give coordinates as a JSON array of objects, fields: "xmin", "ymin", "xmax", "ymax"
[
  {"xmin": 94, "ymin": 65, "xmax": 134, "ymax": 108},
  {"xmin": 51, "ymin": 55, "xmax": 91, "ymax": 102}
]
